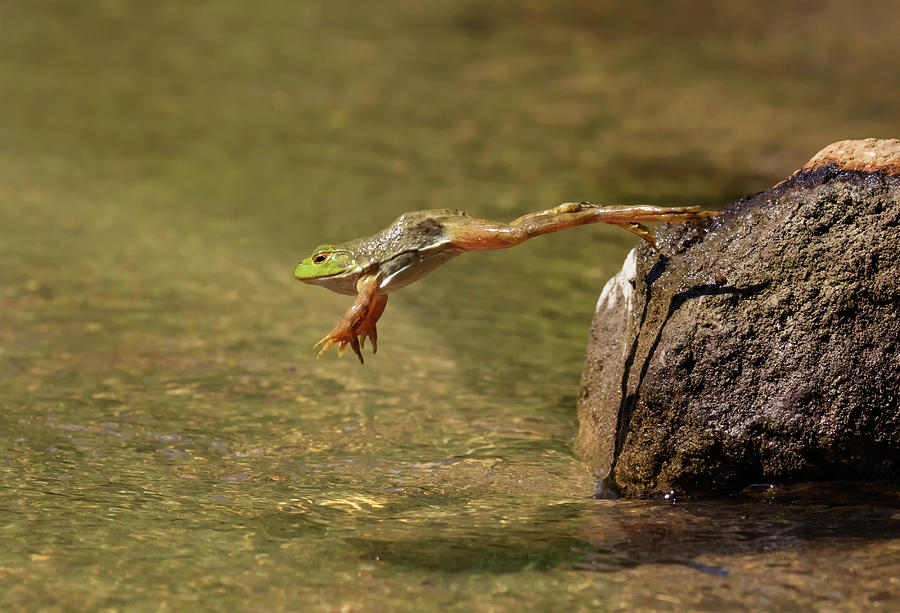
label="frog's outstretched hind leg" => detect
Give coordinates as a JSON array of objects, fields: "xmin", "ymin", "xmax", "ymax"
[{"xmin": 446, "ymin": 202, "xmax": 720, "ymax": 252}]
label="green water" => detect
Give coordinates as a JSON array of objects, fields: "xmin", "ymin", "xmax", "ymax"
[{"xmin": 3, "ymin": 1, "xmax": 900, "ymax": 610}]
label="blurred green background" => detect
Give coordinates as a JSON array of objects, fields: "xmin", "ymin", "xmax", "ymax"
[{"xmin": 2, "ymin": 1, "xmax": 900, "ymax": 611}]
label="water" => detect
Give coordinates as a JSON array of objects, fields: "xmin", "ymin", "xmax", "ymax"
[{"xmin": 2, "ymin": 1, "xmax": 900, "ymax": 610}]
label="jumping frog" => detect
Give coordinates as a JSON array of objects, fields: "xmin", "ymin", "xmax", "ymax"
[{"xmin": 294, "ymin": 201, "xmax": 719, "ymax": 363}]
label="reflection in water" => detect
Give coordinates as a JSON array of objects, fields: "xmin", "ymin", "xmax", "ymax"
[{"xmin": 579, "ymin": 484, "xmax": 900, "ymax": 608}]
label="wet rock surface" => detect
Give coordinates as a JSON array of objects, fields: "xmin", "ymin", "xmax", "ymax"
[{"xmin": 577, "ymin": 139, "xmax": 900, "ymax": 498}]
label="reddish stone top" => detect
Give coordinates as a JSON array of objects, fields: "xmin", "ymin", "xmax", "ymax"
[{"xmin": 801, "ymin": 138, "xmax": 900, "ymax": 175}]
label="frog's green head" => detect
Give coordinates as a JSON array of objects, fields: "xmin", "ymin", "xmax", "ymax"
[{"xmin": 294, "ymin": 244, "xmax": 357, "ymax": 283}]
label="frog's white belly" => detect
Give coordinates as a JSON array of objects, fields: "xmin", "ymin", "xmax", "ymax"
[{"xmin": 378, "ymin": 245, "xmax": 464, "ymax": 293}]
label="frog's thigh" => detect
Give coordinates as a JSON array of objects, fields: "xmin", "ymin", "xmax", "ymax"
[{"xmin": 445, "ymin": 218, "xmax": 527, "ymax": 251}]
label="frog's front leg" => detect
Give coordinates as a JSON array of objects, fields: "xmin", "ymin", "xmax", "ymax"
[
  {"xmin": 314, "ymin": 274, "xmax": 388, "ymax": 364},
  {"xmin": 356, "ymin": 292, "xmax": 388, "ymax": 354}
]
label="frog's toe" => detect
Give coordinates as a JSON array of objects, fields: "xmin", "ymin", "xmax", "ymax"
[
  {"xmin": 334, "ymin": 336, "xmax": 364, "ymax": 363},
  {"xmin": 315, "ymin": 338, "xmax": 337, "ymax": 358},
  {"xmin": 359, "ymin": 324, "xmax": 378, "ymax": 354},
  {"xmin": 315, "ymin": 333, "xmax": 348, "ymax": 357},
  {"xmin": 314, "ymin": 335, "xmax": 333, "ymax": 355},
  {"xmin": 349, "ymin": 336, "xmax": 364, "ymax": 364}
]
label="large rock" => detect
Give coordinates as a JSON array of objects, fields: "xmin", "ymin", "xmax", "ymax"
[{"xmin": 576, "ymin": 139, "xmax": 900, "ymax": 498}]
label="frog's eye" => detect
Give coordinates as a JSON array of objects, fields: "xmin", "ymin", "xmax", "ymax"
[{"xmin": 312, "ymin": 252, "xmax": 330, "ymax": 264}]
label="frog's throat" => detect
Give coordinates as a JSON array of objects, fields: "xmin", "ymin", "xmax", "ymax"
[{"xmin": 302, "ymin": 267, "xmax": 364, "ymax": 296}]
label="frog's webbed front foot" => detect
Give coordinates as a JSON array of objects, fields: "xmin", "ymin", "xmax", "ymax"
[
  {"xmin": 313, "ymin": 275, "xmax": 388, "ymax": 364},
  {"xmin": 314, "ymin": 327, "xmax": 362, "ymax": 362}
]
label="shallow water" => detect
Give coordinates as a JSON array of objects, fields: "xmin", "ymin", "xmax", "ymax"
[{"xmin": 3, "ymin": 1, "xmax": 900, "ymax": 610}]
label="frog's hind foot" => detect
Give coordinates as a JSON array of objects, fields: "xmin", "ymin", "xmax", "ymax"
[{"xmin": 608, "ymin": 221, "xmax": 659, "ymax": 251}]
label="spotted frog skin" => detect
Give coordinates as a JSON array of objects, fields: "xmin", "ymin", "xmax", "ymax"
[{"xmin": 294, "ymin": 202, "xmax": 719, "ymax": 363}]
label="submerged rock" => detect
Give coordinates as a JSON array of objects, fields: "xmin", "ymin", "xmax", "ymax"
[{"xmin": 577, "ymin": 138, "xmax": 900, "ymax": 498}]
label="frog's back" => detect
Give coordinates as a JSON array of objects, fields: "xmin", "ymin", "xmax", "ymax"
[
  {"xmin": 331, "ymin": 209, "xmax": 465, "ymax": 292},
  {"xmin": 390, "ymin": 208, "xmax": 468, "ymax": 232},
  {"xmin": 350, "ymin": 209, "xmax": 467, "ymax": 261}
]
